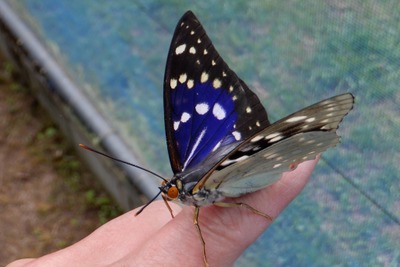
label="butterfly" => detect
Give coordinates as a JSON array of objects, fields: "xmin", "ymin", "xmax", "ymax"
[
  {"xmin": 81, "ymin": 10, "xmax": 354, "ymax": 267},
  {"xmin": 159, "ymin": 10, "xmax": 354, "ymax": 266}
]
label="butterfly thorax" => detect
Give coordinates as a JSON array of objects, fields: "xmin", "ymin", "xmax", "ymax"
[{"xmin": 161, "ymin": 173, "xmax": 224, "ymax": 207}]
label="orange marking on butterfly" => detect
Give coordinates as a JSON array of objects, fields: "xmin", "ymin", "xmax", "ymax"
[
  {"xmin": 167, "ymin": 186, "xmax": 179, "ymax": 199},
  {"xmin": 289, "ymin": 162, "xmax": 300, "ymax": 171}
]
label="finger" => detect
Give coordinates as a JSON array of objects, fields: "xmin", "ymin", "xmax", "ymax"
[
  {"xmin": 62, "ymin": 201, "xmax": 182, "ymax": 265},
  {"xmin": 5, "ymin": 259, "xmax": 35, "ymax": 267},
  {"xmin": 9, "ymin": 202, "xmax": 182, "ymax": 267}
]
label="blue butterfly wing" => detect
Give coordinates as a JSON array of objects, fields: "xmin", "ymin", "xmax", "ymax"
[{"xmin": 164, "ymin": 11, "xmax": 270, "ymax": 174}]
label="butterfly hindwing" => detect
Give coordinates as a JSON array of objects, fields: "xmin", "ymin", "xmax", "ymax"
[
  {"xmin": 164, "ymin": 11, "xmax": 270, "ymax": 174},
  {"xmin": 195, "ymin": 93, "xmax": 354, "ymax": 196}
]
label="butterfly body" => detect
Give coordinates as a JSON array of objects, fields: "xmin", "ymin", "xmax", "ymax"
[{"xmin": 161, "ymin": 174, "xmax": 225, "ymax": 207}]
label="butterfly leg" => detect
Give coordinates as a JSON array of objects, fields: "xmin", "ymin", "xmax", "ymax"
[
  {"xmin": 194, "ymin": 207, "xmax": 209, "ymax": 267},
  {"xmin": 162, "ymin": 194, "xmax": 175, "ymax": 218},
  {"xmin": 213, "ymin": 202, "xmax": 273, "ymax": 221}
]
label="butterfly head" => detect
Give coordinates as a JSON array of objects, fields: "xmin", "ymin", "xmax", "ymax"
[
  {"xmin": 158, "ymin": 170, "xmax": 226, "ymax": 207},
  {"xmin": 160, "ymin": 178, "xmax": 182, "ymax": 201}
]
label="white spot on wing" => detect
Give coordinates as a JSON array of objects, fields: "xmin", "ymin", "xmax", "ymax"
[
  {"xmin": 175, "ymin": 44, "xmax": 186, "ymax": 55},
  {"xmin": 204, "ymin": 49, "xmax": 208, "ymax": 55},
  {"xmin": 232, "ymin": 131, "xmax": 241, "ymax": 141},
  {"xmin": 213, "ymin": 103, "xmax": 226, "ymax": 120},
  {"xmin": 170, "ymin": 79, "xmax": 177, "ymax": 89},
  {"xmin": 235, "ymin": 155, "xmax": 249, "ymax": 162},
  {"xmin": 173, "ymin": 121, "xmax": 180, "ymax": 130},
  {"xmin": 251, "ymin": 135, "xmax": 263, "ymax": 142},
  {"xmin": 181, "ymin": 112, "xmax": 191, "ymax": 123},
  {"xmin": 189, "ymin": 47, "xmax": 196, "ymax": 54},
  {"xmin": 269, "ymin": 135, "xmax": 284, "ymax": 143},
  {"xmin": 201, "ymin": 72, "xmax": 208, "ymax": 83},
  {"xmin": 305, "ymin": 117, "xmax": 315, "ymax": 123},
  {"xmin": 213, "ymin": 79, "xmax": 221, "ymax": 89},
  {"xmin": 273, "ymin": 163, "xmax": 282, "ymax": 168},
  {"xmin": 285, "ymin": 115, "xmax": 307, "ymax": 123},
  {"xmin": 265, "ymin": 132, "xmax": 281, "ymax": 140},
  {"xmin": 220, "ymin": 155, "xmax": 249, "ymax": 166},
  {"xmin": 195, "ymin": 103, "xmax": 209, "ymax": 115},
  {"xmin": 264, "ymin": 153, "xmax": 277, "ymax": 159},
  {"xmin": 246, "ymin": 106, "xmax": 252, "ymax": 113},
  {"xmin": 187, "ymin": 79, "xmax": 194, "ymax": 89},
  {"xmin": 179, "ymin": 73, "xmax": 187, "ymax": 83}
]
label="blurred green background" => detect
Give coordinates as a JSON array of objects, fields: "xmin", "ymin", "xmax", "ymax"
[{"xmin": 7, "ymin": 1, "xmax": 399, "ymax": 266}]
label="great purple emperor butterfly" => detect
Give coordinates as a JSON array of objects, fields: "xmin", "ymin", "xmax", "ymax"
[{"xmin": 159, "ymin": 11, "xmax": 353, "ymax": 266}]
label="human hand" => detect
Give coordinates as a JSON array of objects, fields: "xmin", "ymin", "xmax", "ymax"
[{"xmin": 7, "ymin": 158, "xmax": 318, "ymax": 267}]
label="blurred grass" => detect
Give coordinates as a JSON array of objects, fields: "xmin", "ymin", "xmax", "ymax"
[{"xmin": 0, "ymin": 56, "xmax": 122, "ymax": 265}]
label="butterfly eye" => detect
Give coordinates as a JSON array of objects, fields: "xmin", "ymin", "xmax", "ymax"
[{"xmin": 167, "ymin": 186, "xmax": 179, "ymax": 199}]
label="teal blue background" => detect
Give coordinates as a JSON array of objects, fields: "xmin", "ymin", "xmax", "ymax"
[{"xmin": 9, "ymin": 1, "xmax": 399, "ymax": 266}]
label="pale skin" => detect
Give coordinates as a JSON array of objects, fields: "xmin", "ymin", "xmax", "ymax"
[{"xmin": 7, "ymin": 158, "xmax": 318, "ymax": 267}]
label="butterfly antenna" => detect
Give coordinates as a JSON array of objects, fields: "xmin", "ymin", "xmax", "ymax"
[
  {"xmin": 135, "ymin": 190, "xmax": 162, "ymax": 216},
  {"xmin": 79, "ymin": 144, "xmax": 167, "ymax": 182}
]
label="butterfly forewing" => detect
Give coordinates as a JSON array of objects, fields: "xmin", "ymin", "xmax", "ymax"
[
  {"xmin": 164, "ymin": 11, "xmax": 270, "ymax": 174},
  {"xmin": 195, "ymin": 93, "xmax": 354, "ymax": 195}
]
